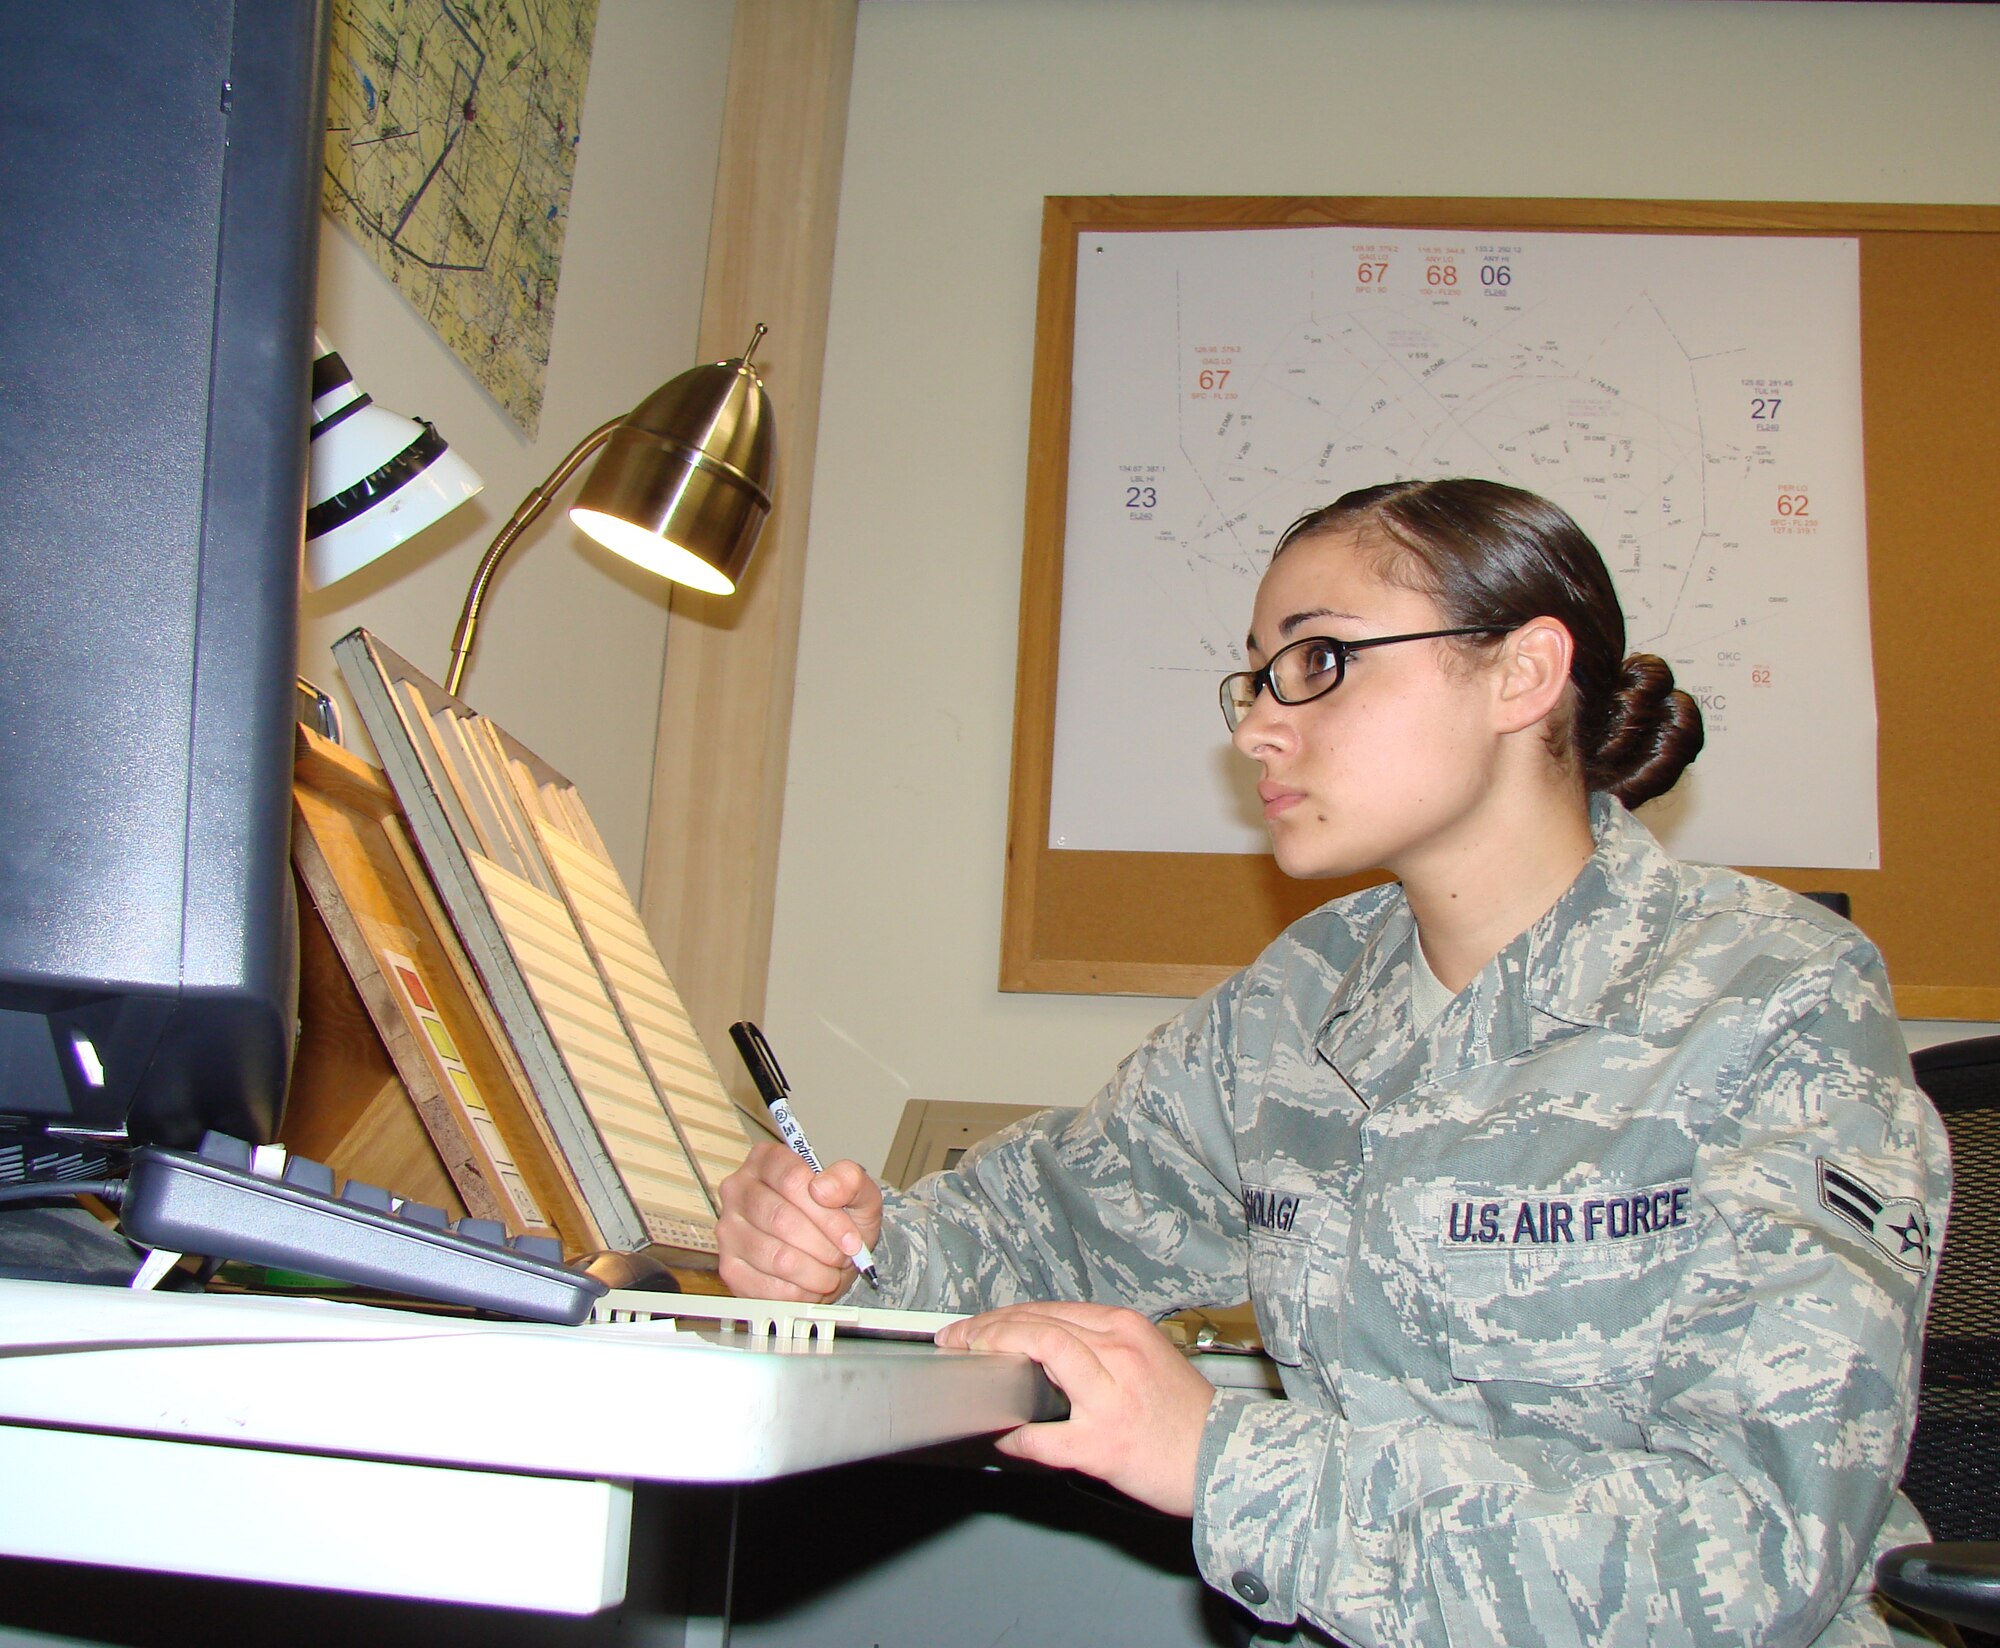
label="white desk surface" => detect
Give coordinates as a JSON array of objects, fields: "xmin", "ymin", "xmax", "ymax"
[
  {"xmin": 0, "ymin": 1278, "xmax": 1048, "ymax": 1482},
  {"xmin": 0, "ymin": 1279, "xmax": 1052, "ymax": 1613}
]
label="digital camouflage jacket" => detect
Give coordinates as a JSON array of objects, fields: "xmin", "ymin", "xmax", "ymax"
[{"xmin": 865, "ymin": 797, "xmax": 1949, "ymax": 1647}]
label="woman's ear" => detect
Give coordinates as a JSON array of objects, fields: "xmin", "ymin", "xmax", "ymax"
[{"xmin": 1493, "ymin": 617, "xmax": 1575, "ymax": 734}]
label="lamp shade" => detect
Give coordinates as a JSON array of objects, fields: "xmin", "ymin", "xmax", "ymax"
[
  {"xmin": 304, "ymin": 334, "xmax": 483, "ymax": 589},
  {"xmin": 568, "ymin": 339, "xmax": 775, "ymax": 597}
]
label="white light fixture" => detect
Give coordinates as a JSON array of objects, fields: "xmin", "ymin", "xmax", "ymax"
[{"xmin": 303, "ymin": 333, "xmax": 483, "ymax": 589}]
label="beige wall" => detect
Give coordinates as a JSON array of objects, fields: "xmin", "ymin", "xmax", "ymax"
[
  {"xmin": 302, "ymin": 0, "xmax": 734, "ymax": 889},
  {"xmin": 767, "ymin": 0, "xmax": 2000, "ymax": 1174}
]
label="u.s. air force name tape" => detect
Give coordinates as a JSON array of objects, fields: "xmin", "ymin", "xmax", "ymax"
[{"xmin": 1438, "ymin": 1184, "xmax": 1692, "ymax": 1247}]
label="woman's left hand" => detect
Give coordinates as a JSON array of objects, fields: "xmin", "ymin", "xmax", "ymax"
[{"xmin": 935, "ymin": 1301, "xmax": 1216, "ymax": 1516}]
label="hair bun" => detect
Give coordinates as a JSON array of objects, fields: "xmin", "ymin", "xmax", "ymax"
[{"xmin": 1587, "ymin": 654, "xmax": 1705, "ymax": 807}]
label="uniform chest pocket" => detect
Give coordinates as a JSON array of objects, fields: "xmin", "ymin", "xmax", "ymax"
[
  {"xmin": 1435, "ymin": 1186, "xmax": 1699, "ymax": 1388},
  {"xmin": 1246, "ymin": 1232, "xmax": 1309, "ymax": 1367},
  {"xmin": 1241, "ymin": 1178, "xmax": 1340, "ymax": 1369}
]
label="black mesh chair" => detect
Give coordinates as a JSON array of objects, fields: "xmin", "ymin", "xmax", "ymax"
[{"xmin": 1877, "ymin": 1035, "xmax": 2000, "ymax": 1638}]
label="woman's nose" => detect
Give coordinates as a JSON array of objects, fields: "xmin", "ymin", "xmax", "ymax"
[{"xmin": 1231, "ymin": 681, "xmax": 1292, "ymax": 756}]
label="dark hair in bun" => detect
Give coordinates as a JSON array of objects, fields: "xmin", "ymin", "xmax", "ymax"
[{"xmin": 1274, "ymin": 478, "xmax": 1704, "ymax": 806}]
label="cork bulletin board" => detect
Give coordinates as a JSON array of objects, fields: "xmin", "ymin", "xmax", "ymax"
[{"xmin": 1000, "ymin": 196, "xmax": 2000, "ymax": 1019}]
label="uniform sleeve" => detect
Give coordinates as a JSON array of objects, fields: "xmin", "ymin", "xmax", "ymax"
[
  {"xmin": 860, "ymin": 981, "xmax": 1253, "ymax": 1318},
  {"xmin": 1192, "ymin": 937, "xmax": 1950, "ymax": 1648}
]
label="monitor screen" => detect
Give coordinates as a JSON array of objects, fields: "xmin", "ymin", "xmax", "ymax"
[{"xmin": 0, "ymin": 3, "xmax": 326, "ymax": 1177}]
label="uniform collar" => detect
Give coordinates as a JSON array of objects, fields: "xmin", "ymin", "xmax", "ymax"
[
  {"xmin": 1316, "ymin": 795, "xmax": 1681, "ymax": 1095},
  {"xmin": 1511, "ymin": 793, "xmax": 1681, "ymax": 1033}
]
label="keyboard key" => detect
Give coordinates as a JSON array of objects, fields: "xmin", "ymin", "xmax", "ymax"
[
  {"xmin": 198, "ymin": 1131, "xmax": 254, "ymax": 1172},
  {"xmin": 338, "ymin": 1180, "xmax": 394, "ymax": 1213},
  {"xmin": 282, "ymin": 1156, "xmax": 336, "ymax": 1196}
]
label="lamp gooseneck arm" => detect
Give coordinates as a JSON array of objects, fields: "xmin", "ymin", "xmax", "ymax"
[{"xmin": 443, "ymin": 417, "xmax": 624, "ymax": 696}]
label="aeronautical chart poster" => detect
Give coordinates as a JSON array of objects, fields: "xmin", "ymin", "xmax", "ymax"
[
  {"xmin": 323, "ymin": 0, "xmax": 599, "ymax": 436},
  {"xmin": 1047, "ymin": 227, "xmax": 1877, "ymax": 870}
]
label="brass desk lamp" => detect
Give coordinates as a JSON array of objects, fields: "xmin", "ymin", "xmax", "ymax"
[{"xmin": 444, "ymin": 325, "xmax": 775, "ymax": 694}]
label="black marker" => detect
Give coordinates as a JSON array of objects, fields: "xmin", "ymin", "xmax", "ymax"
[{"xmin": 729, "ymin": 1021, "xmax": 881, "ymax": 1290}]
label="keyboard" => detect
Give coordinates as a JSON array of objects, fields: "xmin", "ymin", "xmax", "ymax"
[{"xmin": 118, "ymin": 1132, "xmax": 606, "ymax": 1326}]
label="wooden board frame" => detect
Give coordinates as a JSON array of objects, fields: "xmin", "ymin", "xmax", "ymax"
[
  {"xmin": 288, "ymin": 727, "xmax": 600, "ymax": 1256},
  {"xmin": 1001, "ymin": 196, "xmax": 2000, "ymax": 1019},
  {"xmin": 333, "ymin": 628, "xmax": 758, "ymax": 1258}
]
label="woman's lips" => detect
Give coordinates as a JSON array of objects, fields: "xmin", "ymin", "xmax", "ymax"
[{"xmin": 1258, "ymin": 781, "xmax": 1306, "ymax": 820}]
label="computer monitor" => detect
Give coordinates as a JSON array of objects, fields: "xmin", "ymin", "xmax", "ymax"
[{"xmin": 0, "ymin": 4, "xmax": 327, "ymax": 1181}]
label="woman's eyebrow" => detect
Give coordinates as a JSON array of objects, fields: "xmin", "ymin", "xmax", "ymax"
[{"xmin": 1245, "ymin": 606, "xmax": 1358, "ymax": 656}]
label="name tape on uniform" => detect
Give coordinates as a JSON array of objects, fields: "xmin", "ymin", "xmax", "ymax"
[{"xmin": 1442, "ymin": 1185, "xmax": 1692, "ymax": 1248}]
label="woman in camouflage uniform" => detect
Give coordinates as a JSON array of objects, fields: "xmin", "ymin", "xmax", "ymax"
[{"xmin": 718, "ymin": 479, "xmax": 1949, "ymax": 1647}]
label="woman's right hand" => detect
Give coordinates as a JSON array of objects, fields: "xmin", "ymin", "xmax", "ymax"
[{"xmin": 715, "ymin": 1139, "xmax": 886, "ymax": 1303}]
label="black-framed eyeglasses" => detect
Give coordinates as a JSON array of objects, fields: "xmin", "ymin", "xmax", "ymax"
[{"xmin": 1219, "ymin": 627, "xmax": 1511, "ymax": 732}]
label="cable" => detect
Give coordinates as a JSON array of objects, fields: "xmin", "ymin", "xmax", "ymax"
[{"xmin": 0, "ymin": 1178, "xmax": 124, "ymax": 1210}]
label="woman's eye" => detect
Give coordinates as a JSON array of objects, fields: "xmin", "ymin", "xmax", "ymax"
[{"xmin": 1296, "ymin": 641, "xmax": 1342, "ymax": 682}]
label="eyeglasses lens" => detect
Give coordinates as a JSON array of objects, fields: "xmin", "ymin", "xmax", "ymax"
[
  {"xmin": 1221, "ymin": 638, "xmax": 1348, "ymax": 732},
  {"xmin": 1274, "ymin": 640, "xmax": 1329, "ymax": 704}
]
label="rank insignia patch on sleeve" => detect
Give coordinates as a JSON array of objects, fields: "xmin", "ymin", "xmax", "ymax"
[{"xmin": 1818, "ymin": 1159, "xmax": 1934, "ymax": 1274}]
